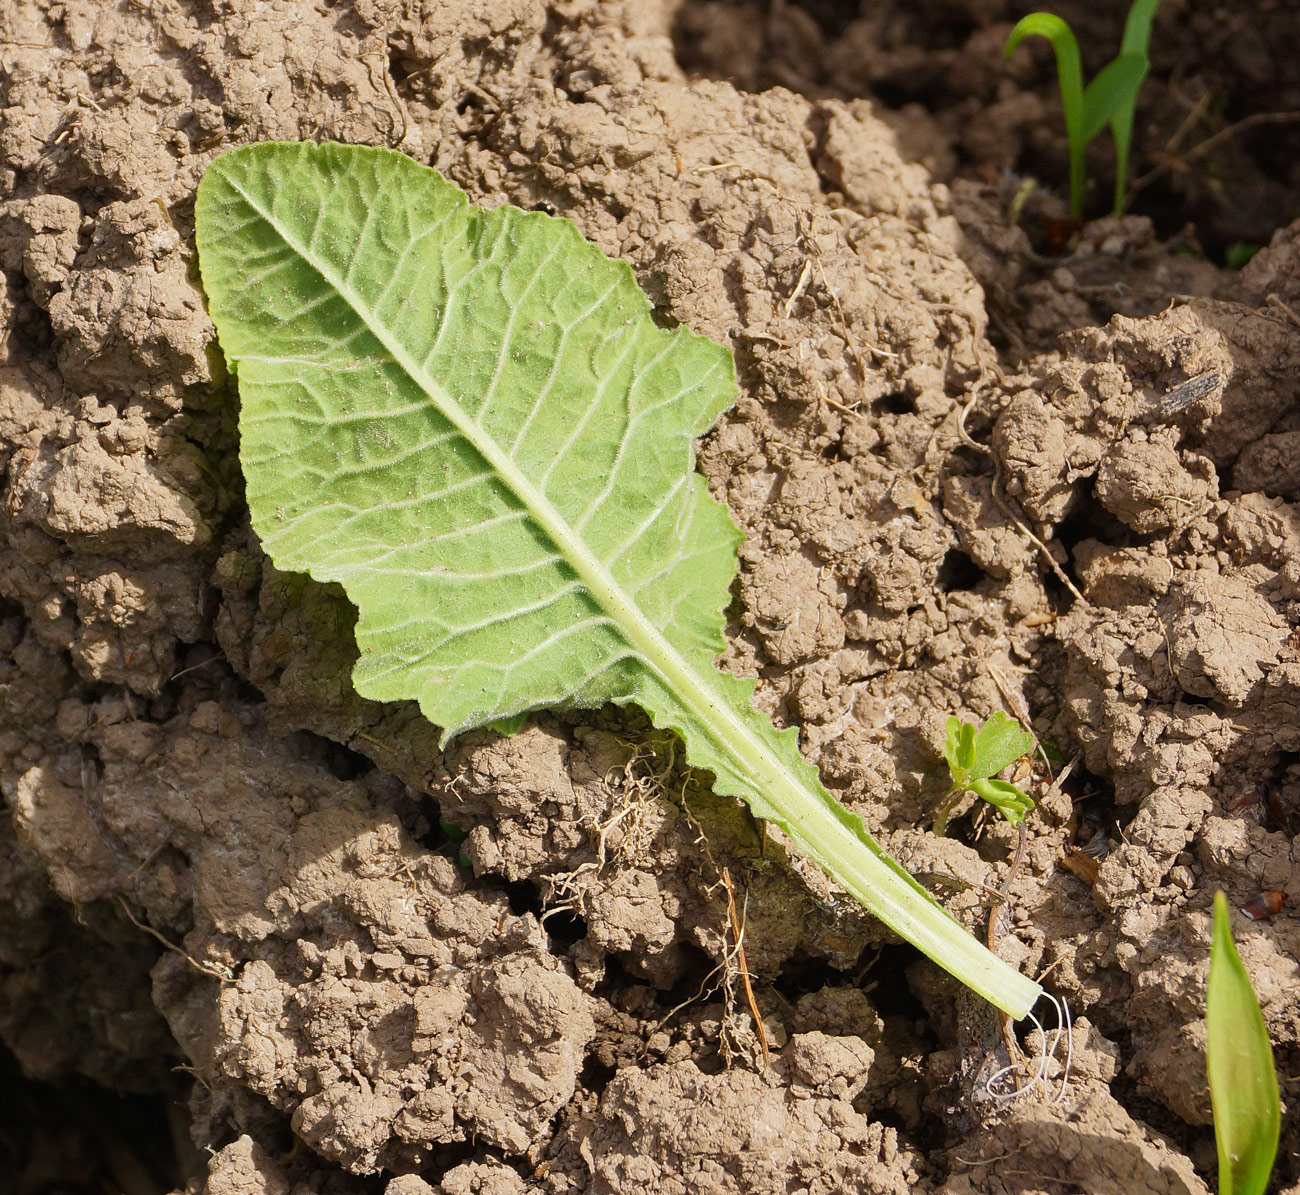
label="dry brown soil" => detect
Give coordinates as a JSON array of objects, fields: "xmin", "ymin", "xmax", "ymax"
[{"xmin": 1, "ymin": 1, "xmax": 1298, "ymax": 1193}]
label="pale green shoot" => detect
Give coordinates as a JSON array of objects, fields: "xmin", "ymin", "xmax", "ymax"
[
  {"xmin": 1005, "ymin": 0, "xmax": 1161, "ymax": 218},
  {"xmin": 1107, "ymin": 0, "xmax": 1161, "ymax": 217},
  {"xmin": 934, "ymin": 712, "xmax": 1036, "ymax": 836},
  {"xmin": 195, "ymin": 142, "xmax": 1043, "ymax": 1019},
  {"xmin": 1206, "ymin": 892, "xmax": 1280, "ymax": 1195}
]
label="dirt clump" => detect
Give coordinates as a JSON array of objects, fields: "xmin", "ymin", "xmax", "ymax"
[{"xmin": 0, "ymin": 1, "xmax": 1298, "ymax": 1193}]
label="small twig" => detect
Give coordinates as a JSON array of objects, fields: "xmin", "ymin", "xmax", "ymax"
[
  {"xmin": 721, "ymin": 866, "xmax": 769, "ymax": 1067},
  {"xmin": 674, "ymin": 791, "xmax": 775, "ymax": 1067},
  {"xmin": 645, "ymin": 961, "xmax": 728, "ymax": 1042},
  {"xmin": 460, "ymin": 80, "xmax": 502, "ymax": 111},
  {"xmin": 1172, "ymin": 109, "xmax": 1300, "ymax": 164},
  {"xmin": 374, "ymin": 53, "xmax": 409, "ymax": 147},
  {"xmin": 781, "ymin": 259, "xmax": 813, "ymax": 319},
  {"xmin": 819, "ymin": 387, "xmax": 865, "ymax": 420},
  {"xmin": 931, "ymin": 782, "xmax": 965, "ymax": 838},
  {"xmin": 166, "ymin": 653, "xmax": 224, "ymax": 684},
  {"xmin": 979, "ymin": 750, "xmax": 1080, "ymax": 1098},
  {"xmin": 1157, "ymin": 90, "xmax": 1214, "ymax": 161},
  {"xmin": 118, "ymin": 897, "xmax": 233, "ymax": 982},
  {"xmin": 985, "ymin": 663, "xmax": 1058, "ymax": 776},
  {"xmin": 985, "ymin": 821, "xmax": 1030, "ymax": 1088},
  {"xmin": 1041, "ymin": 751, "xmax": 1081, "ymax": 808},
  {"xmin": 1266, "ymin": 293, "xmax": 1300, "ymax": 332},
  {"xmin": 1130, "ymin": 109, "xmax": 1300, "ymax": 193},
  {"xmin": 986, "ymin": 821, "xmax": 1030, "ymax": 952}
]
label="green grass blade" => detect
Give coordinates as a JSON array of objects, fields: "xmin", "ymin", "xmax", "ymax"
[
  {"xmin": 1120, "ymin": 0, "xmax": 1161, "ymax": 56},
  {"xmin": 1082, "ymin": 53, "xmax": 1148, "ymax": 141},
  {"xmin": 1082, "ymin": 52, "xmax": 1147, "ymax": 216},
  {"xmin": 1110, "ymin": 0, "xmax": 1161, "ymax": 215},
  {"xmin": 195, "ymin": 142, "xmax": 1043, "ymax": 1020},
  {"xmin": 1006, "ymin": 14, "xmax": 1087, "ymax": 217},
  {"xmin": 1207, "ymin": 892, "xmax": 1280, "ymax": 1195}
]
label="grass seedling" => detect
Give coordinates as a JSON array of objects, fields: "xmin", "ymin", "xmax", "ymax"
[
  {"xmin": 1206, "ymin": 892, "xmax": 1280, "ymax": 1195},
  {"xmin": 933, "ymin": 712, "xmax": 1037, "ymax": 836},
  {"xmin": 1005, "ymin": 0, "xmax": 1161, "ymax": 218}
]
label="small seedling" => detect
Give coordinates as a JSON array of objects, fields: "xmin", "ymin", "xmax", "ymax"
[
  {"xmin": 1206, "ymin": 891, "xmax": 1280, "ymax": 1195},
  {"xmin": 1005, "ymin": 0, "xmax": 1161, "ymax": 218},
  {"xmin": 1224, "ymin": 242, "xmax": 1262, "ymax": 271},
  {"xmin": 934, "ymin": 712, "xmax": 1037, "ymax": 836}
]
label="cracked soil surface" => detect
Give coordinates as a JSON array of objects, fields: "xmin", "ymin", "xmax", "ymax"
[{"xmin": 1, "ymin": 1, "xmax": 1297, "ymax": 1192}]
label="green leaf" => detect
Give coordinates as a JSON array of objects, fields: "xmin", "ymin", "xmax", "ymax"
[
  {"xmin": 1004, "ymin": 12, "xmax": 1078, "ymax": 62},
  {"xmin": 437, "ymin": 817, "xmax": 467, "ymax": 842},
  {"xmin": 1120, "ymin": 0, "xmax": 1162, "ymax": 57},
  {"xmin": 1005, "ymin": 13, "xmax": 1087, "ymax": 217},
  {"xmin": 936, "ymin": 714, "xmax": 1036, "ymax": 834},
  {"xmin": 1101, "ymin": 0, "xmax": 1161, "ymax": 216},
  {"xmin": 487, "ymin": 713, "xmax": 529, "ymax": 736},
  {"xmin": 1207, "ymin": 892, "xmax": 1280, "ymax": 1195},
  {"xmin": 942, "ymin": 715, "xmax": 977, "ymax": 787},
  {"xmin": 1081, "ymin": 52, "xmax": 1149, "ymax": 141},
  {"xmin": 969, "ymin": 778, "xmax": 1034, "ymax": 825},
  {"xmin": 1038, "ymin": 740, "xmax": 1067, "ymax": 763},
  {"xmin": 967, "ymin": 711, "xmax": 1036, "ymax": 781},
  {"xmin": 196, "ymin": 142, "xmax": 1042, "ymax": 1019},
  {"xmin": 1225, "ymin": 242, "xmax": 1261, "ymax": 271}
]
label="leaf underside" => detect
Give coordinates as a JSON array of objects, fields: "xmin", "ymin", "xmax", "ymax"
[{"xmin": 196, "ymin": 142, "xmax": 1041, "ymax": 1018}]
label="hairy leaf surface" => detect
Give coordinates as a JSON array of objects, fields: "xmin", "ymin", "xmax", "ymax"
[{"xmin": 196, "ymin": 142, "xmax": 1041, "ymax": 1017}]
